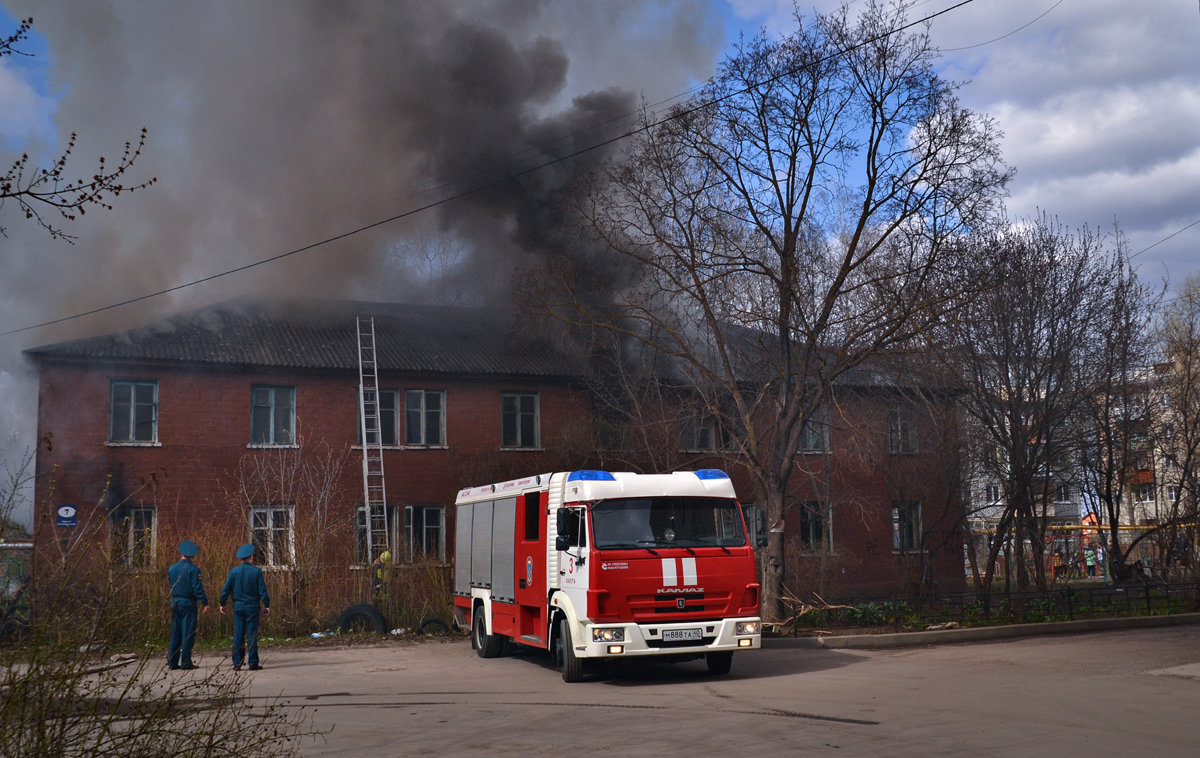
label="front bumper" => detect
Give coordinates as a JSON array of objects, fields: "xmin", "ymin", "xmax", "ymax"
[{"xmin": 577, "ymin": 617, "xmax": 761, "ymax": 659}]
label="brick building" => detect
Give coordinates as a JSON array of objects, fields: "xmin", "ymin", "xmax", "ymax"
[{"xmin": 26, "ymin": 297, "xmax": 964, "ymax": 607}]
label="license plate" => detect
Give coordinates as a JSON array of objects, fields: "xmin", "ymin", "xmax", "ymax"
[{"xmin": 662, "ymin": 628, "xmax": 702, "ymax": 642}]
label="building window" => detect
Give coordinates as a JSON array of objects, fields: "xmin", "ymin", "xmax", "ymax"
[
  {"xmin": 888, "ymin": 408, "xmax": 917, "ymax": 455},
  {"xmin": 1134, "ymin": 484, "xmax": 1155, "ymax": 504},
  {"xmin": 404, "ymin": 505, "xmax": 445, "ymax": 562},
  {"xmin": 798, "ymin": 501, "xmax": 830, "ymax": 552},
  {"xmin": 250, "ymin": 386, "xmax": 295, "ymax": 446},
  {"xmin": 892, "ymin": 501, "xmax": 922, "ymax": 553},
  {"xmin": 355, "ymin": 504, "xmax": 399, "ymax": 564},
  {"xmin": 985, "ymin": 484, "xmax": 1001, "ymax": 504},
  {"xmin": 405, "ymin": 390, "xmax": 445, "ymax": 446},
  {"xmin": 358, "ymin": 389, "xmax": 399, "ymax": 447},
  {"xmin": 501, "ymin": 392, "xmax": 539, "ymax": 449},
  {"xmin": 111, "ymin": 506, "xmax": 155, "ymax": 569},
  {"xmin": 250, "ymin": 506, "xmax": 294, "ymax": 566},
  {"xmin": 1167, "ymin": 486, "xmax": 1180, "ymax": 503},
  {"xmin": 109, "ymin": 380, "xmax": 158, "ymax": 443},
  {"xmin": 1054, "ymin": 485, "xmax": 1071, "ymax": 503},
  {"xmin": 799, "ymin": 407, "xmax": 830, "ymax": 454}
]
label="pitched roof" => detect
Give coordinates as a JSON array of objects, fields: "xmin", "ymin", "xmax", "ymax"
[{"xmin": 25, "ymin": 297, "xmax": 584, "ymax": 378}]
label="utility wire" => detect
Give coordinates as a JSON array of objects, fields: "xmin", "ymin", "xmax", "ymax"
[
  {"xmin": 941, "ymin": 0, "xmax": 1064, "ymax": 52},
  {"xmin": 1, "ymin": 1, "xmax": 979, "ymax": 339}
]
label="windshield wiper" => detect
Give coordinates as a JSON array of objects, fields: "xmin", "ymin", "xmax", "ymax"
[
  {"xmin": 688, "ymin": 537, "xmax": 732, "ymax": 554},
  {"xmin": 599, "ymin": 542, "xmax": 660, "ymax": 556}
]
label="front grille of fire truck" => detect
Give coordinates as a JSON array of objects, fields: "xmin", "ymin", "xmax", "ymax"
[
  {"xmin": 653, "ymin": 593, "xmax": 707, "ymax": 613},
  {"xmin": 647, "ymin": 636, "xmax": 718, "ymax": 649}
]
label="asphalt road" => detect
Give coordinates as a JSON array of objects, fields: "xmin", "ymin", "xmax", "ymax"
[{"xmin": 231, "ymin": 626, "xmax": 1200, "ymax": 757}]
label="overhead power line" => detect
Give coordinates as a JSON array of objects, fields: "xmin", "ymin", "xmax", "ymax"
[{"xmin": 2, "ymin": 1, "xmax": 981, "ymax": 339}]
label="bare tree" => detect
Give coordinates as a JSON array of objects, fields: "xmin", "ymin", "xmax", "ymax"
[
  {"xmin": 0, "ymin": 18, "xmax": 156, "ymax": 242},
  {"xmin": 1155, "ymin": 273, "xmax": 1200, "ymax": 586},
  {"xmin": 950, "ymin": 216, "xmax": 1124, "ymax": 593},
  {"xmin": 553, "ymin": 2, "xmax": 1009, "ymax": 619},
  {"xmin": 1077, "ymin": 236, "xmax": 1162, "ymax": 582}
]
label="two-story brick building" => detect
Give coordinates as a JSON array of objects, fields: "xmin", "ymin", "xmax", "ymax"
[{"xmin": 26, "ymin": 296, "xmax": 964, "ymax": 621}]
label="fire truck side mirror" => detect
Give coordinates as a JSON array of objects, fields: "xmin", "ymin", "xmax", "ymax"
[
  {"xmin": 555, "ymin": 535, "xmax": 571, "ymax": 552},
  {"xmin": 556, "ymin": 508, "xmax": 576, "ymax": 544},
  {"xmin": 754, "ymin": 508, "xmax": 768, "ymax": 548}
]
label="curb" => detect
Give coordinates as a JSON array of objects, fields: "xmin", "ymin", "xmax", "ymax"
[{"xmin": 762, "ymin": 611, "xmax": 1200, "ymax": 650}]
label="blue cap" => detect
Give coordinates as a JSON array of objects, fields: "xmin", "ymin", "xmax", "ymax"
[
  {"xmin": 178, "ymin": 540, "xmax": 199, "ymax": 557},
  {"xmin": 236, "ymin": 543, "xmax": 255, "ymax": 559}
]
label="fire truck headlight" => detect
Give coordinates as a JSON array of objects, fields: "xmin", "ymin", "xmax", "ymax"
[
  {"xmin": 736, "ymin": 621, "xmax": 760, "ymax": 635},
  {"xmin": 592, "ymin": 628, "xmax": 625, "ymax": 643}
]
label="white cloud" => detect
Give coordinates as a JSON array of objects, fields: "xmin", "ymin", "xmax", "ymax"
[{"xmin": 0, "ymin": 59, "xmax": 55, "ymax": 148}]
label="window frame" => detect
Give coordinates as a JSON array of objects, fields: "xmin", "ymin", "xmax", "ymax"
[
  {"xmin": 501, "ymin": 392, "xmax": 540, "ymax": 450},
  {"xmin": 249, "ymin": 505, "xmax": 295, "ymax": 567},
  {"xmin": 403, "ymin": 504, "xmax": 446, "ymax": 563},
  {"xmin": 797, "ymin": 501, "xmax": 832, "ymax": 553},
  {"xmin": 892, "ymin": 500, "xmax": 923, "ymax": 554},
  {"xmin": 357, "ymin": 389, "xmax": 400, "ymax": 447},
  {"xmin": 355, "ymin": 504, "xmax": 400, "ymax": 564},
  {"xmin": 108, "ymin": 379, "xmax": 159, "ymax": 444},
  {"xmin": 250, "ymin": 385, "xmax": 297, "ymax": 447},
  {"xmin": 887, "ymin": 407, "xmax": 918, "ymax": 455},
  {"xmin": 1133, "ymin": 484, "xmax": 1156, "ymax": 504},
  {"xmin": 798, "ymin": 406, "xmax": 831, "ymax": 454},
  {"xmin": 110, "ymin": 505, "xmax": 156, "ymax": 570},
  {"xmin": 405, "ymin": 389, "xmax": 446, "ymax": 447}
]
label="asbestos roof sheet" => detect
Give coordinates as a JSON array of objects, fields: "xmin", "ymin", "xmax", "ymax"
[{"xmin": 25, "ymin": 297, "xmax": 584, "ymax": 378}]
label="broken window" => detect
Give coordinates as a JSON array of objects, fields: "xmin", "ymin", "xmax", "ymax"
[
  {"xmin": 250, "ymin": 506, "xmax": 294, "ymax": 566},
  {"xmin": 111, "ymin": 506, "xmax": 155, "ymax": 569},
  {"xmin": 892, "ymin": 500, "xmax": 922, "ymax": 553}
]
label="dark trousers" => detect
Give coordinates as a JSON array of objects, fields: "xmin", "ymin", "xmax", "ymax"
[
  {"xmin": 232, "ymin": 607, "xmax": 261, "ymax": 667},
  {"xmin": 169, "ymin": 599, "xmax": 199, "ymax": 668}
]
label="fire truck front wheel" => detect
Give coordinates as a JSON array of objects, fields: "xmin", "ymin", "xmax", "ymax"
[
  {"xmin": 558, "ymin": 619, "xmax": 587, "ymax": 683},
  {"xmin": 706, "ymin": 651, "xmax": 734, "ymax": 676},
  {"xmin": 473, "ymin": 611, "xmax": 503, "ymax": 658}
]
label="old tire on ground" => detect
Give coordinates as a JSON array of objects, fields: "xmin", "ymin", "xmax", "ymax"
[
  {"xmin": 419, "ymin": 616, "xmax": 450, "ymax": 635},
  {"xmin": 337, "ymin": 603, "xmax": 388, "ymax": 635},
  {"xmin": 473, "ymin": 611, "xmax": 503, "ymax": 658},
  {"xmin": 706, "ymin": 651, "xmax": 734, "ymax": 676},
  {"xmin": 560, "ymin": 619, "xmax": 586, "ymax": 683}
]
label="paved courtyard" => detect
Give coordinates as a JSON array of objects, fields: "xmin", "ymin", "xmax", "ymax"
[{"xmin": 223, "ymin": 625, "xmax": 1200, "ymax": 757}]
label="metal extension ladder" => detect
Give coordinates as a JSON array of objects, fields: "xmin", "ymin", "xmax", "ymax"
[{"xmin": 357, "ymin": 317, "xmax": 389, "ymax": 563}]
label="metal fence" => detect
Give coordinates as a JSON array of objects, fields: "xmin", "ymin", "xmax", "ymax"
[{"xmin": 788, "ymin": 582, "xmax": 1200, "ymax": 636}]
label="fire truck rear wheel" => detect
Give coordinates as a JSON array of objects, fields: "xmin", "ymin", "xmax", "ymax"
[
  {"xmin": 559, "ymin": 619, "xmax": 586, "ymax": 683},
  {"xmin": 473, "ymin": 611, "xmax": 503, "ymax": 658},
  {"xmin": 706, "ymin": 651, "xmax": 734, "ymax": 676}
]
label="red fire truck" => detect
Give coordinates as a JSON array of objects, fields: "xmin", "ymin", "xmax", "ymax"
[{"xmin": 452, "ymin": 469, "xmax": 761, "ymax": 682}]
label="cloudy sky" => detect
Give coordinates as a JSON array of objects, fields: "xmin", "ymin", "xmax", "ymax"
[{"xmin": 1, "ymin": 0, "xmax": 1198, "ymax": 526}]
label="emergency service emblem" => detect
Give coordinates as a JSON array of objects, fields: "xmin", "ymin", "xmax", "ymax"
[
  {"xmin": 676, "ymin": 598, "xmax": 686, "ymax": 610},
  {"xmin": 526, "ymin": 556, "xmax": 533, "ymax": 585}
]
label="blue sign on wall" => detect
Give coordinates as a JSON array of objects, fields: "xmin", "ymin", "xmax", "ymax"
[{"xmin": 56, "ymin": 505, "xmax": 77, "ymax": 528}]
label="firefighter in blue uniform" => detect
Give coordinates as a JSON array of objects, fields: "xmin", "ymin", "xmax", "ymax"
[
  {"xmin": 219, "ymin": 543, "xmax": 271, "ymax": 670},
  {"xmin": 167, "ymin": 540, "xmax": 210, "ymax": 670}
]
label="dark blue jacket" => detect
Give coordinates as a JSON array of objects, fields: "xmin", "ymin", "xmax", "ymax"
[
  {"xmin": 168, "ymin": 559, "xmax": 208, "ymax": 605},
  {"xmin": 219, "ymin": 562, "xmax": 271, "ymax": 612}
]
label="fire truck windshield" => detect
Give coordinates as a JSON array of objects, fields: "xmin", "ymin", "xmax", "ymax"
[{"xmin": 590, "ymin": 497, "xmax": 746, "ymax": 549}]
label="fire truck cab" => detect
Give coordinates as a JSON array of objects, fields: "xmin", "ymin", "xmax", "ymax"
[{"xmin": 453, "ymin": 469, "xmax": 761, "ymax": 682}]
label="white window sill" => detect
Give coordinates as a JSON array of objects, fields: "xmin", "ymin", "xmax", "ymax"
[
  {"xmin": 892, "ymin": 550, "xmax": 926, "ymax": 555},
  {"xmin": 350, "ymin": 445, "xmax": 449, "ymax": 451},
  {"xmin": 246, "ymin": 444, "xmax": 301, "ymax": 450},
  {"xmin": 798, "ymin": 449, "xmax": 829, "ymax": 455},
  {"xmin": 500, "ymin": 447, "xmax": 544, "ymax": 452},
  {"xmin": 106, "ymin": 441, "xmax": 161, "ymax": 447}
]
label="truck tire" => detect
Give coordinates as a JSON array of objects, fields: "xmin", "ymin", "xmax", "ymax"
[
  {"xmin": 337, "ymin": 603, "xmax": 388, "ymax": 634},
  {"xmin": 418, "ymin": 617, "xmax": 450, "ymax": 635},
  {"xmin": 473, "ymin": 611, "xmax": 503, "ymax": 658},
  {"xmin": 706, "ymin": 651, "xmax": 734, "ymax": 676},
  {"xmin": 560, "ymin": 619, "xmax": 586, "ymax": 683}
]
